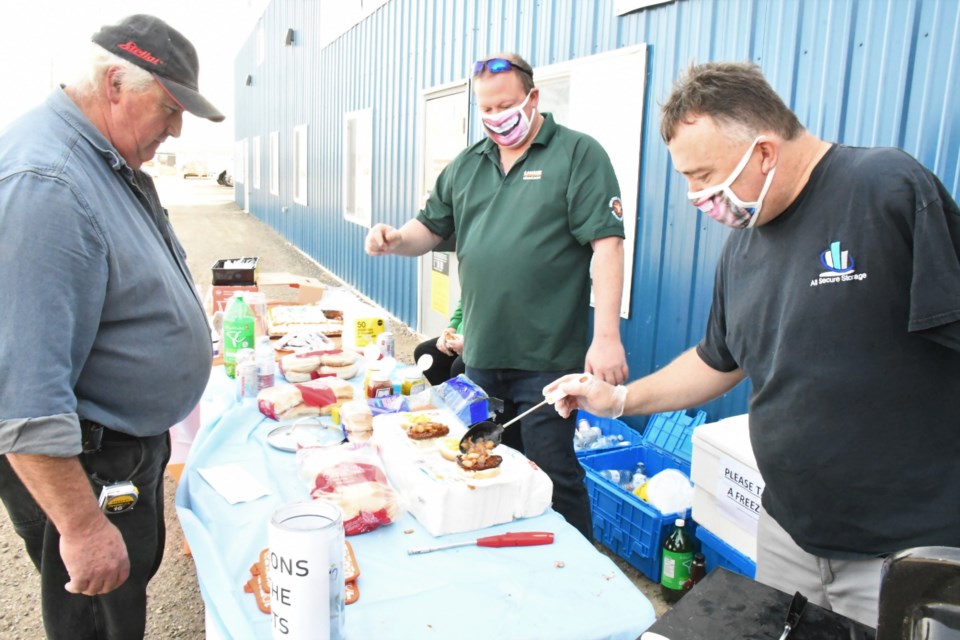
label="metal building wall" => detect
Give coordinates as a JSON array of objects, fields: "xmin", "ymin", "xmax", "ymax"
[{"xmin": 232, "ymin": 0, "xmax": 960, "ymax": 423}]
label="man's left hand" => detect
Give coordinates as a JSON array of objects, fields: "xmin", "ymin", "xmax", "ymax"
[{"xmin": 585, "ymin": 337, "xmax": 628, "ymax": 385}]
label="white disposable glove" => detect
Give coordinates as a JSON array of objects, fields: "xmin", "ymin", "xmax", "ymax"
[{"xmin": 543, "ymin": 373, "xmax": 628, "ymax": 419}]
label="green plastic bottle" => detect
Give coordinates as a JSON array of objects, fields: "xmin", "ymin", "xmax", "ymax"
[
  {"xmin": 660, "ymin": 518, "xmax": 694, "ymax": 603},
  {"xmin": 222, "ymin": 294, "xmax": 255, "ymax": 378}
]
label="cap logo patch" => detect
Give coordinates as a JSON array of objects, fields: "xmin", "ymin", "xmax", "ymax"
[{"xmin": 118, "ymin": 40, "xmax": 163, "ymax": 66}]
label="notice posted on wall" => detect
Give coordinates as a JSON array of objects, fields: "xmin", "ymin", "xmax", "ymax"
[{"xmin": 716, "ymin": 454, "xmax": 765, "ymax": 536}]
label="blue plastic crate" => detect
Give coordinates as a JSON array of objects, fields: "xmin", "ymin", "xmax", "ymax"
[
  {"xmin": 695, "ymin": 524, "xmax": 756, "ymax": 579},
  {"xmin": 581, "ymin": 409, "xmax": 707, "ymax": 583},
  {"xmin": 573, "ymin": 410, "xmax": 645, "ymax": 457}
]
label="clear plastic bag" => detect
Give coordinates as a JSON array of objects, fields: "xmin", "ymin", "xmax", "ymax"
[{"xmin": 296, "ymin": 441, "xmax": 402, "ymax": 535}]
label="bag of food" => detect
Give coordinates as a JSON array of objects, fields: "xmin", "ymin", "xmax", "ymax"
[{"xmin": 296, "ymin": 442, "xmax": 401, "ymax": 535}]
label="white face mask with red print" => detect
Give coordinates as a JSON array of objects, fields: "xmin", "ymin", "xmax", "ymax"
[
  {"xmin": 481, "ymin": 90, "xmax": 536, "ymax": 148},
  {"xmin": 687, "ymin": 136, "xmax": 776, "ymax": 229}
]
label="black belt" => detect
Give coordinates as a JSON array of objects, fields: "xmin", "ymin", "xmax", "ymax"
[{"xmin": 79, "ymin": 419, "xmax": 139, "ymax": 453}]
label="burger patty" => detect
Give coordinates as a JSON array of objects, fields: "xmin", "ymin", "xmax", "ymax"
[
  {"xmin": 406, "ymin": 421, "xmax": 450, "ymax": 440},
  {"xmin": 456, "ymin": 453, "xmax": 503, "ymax": 471}
]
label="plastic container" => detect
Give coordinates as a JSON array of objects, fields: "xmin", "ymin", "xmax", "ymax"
[
  {"xmin": 211, "ymin": 257, "xmax": 259, "ymax": 285},
  {"xmin": 694, "ymin": 524, "xmax": 756, "ymax": 579},
  {"xmin": 574, "ymin": 410, "xmax": 645, "ymax": 457},
  {"xmin": 255, "ymin": 336, "xmax": 275, "ymax": 391},
  {"xmin": 580, "ymin": 409, "xmax": 707, "ymax": 582},
  {"xmin": 222, "ymin": 294, "xmax": 255, "ymax": 378}
]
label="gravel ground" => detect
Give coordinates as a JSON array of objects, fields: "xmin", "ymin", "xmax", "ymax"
[{"xmin": 0, "ymin": 177, "xmax": 667, "ymax": 638}]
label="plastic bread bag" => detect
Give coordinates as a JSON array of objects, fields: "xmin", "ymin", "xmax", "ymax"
[
  {"xmin": 296, "ymin": 441, "xmax": 402, "ymax": 535},
  {"xmin": 258, "ymin": 384, "xmax": 320, "ymax": 421},
  {"xmin": 431, "ymin": 374, "xmax": 491, "ymax": 426}
]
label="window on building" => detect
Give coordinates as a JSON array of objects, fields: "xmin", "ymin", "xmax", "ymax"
[
  {"xmin": 343, "ymin": 108, "xmax": 373, "ymax": 226},
  {"xmin": 269, "ymin": 131, "xmax": 279, "ymax": 196},
  {"xmin": 294, "ymin": 125, "xmax": 308, "ymax": 205},
  {"xmin": 252, "ymin": 136, "xmax": 261, "ymax": 190}
]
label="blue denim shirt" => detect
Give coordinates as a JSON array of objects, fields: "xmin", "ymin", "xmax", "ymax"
[{"xmin": 0, "ymin": 88, "xmax": 212, "ymax": 456}]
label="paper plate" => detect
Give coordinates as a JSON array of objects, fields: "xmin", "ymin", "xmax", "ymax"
[{"xmin": 267, "ymin": 418, "xmax": 345, "ymax": 452}]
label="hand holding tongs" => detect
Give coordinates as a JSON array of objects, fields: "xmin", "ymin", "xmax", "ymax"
[{"xmin": 778, "ymin": 591, "xmax": 808, "ymax": 640}]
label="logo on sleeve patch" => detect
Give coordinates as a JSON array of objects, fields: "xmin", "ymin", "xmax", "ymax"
[
  {"xmin": 809, "ymin": 240, "xmax": 867, "ymax": 287},
  {"xmin": 609, "ymin": 196, "xmax": 623, "ymax": 221}
]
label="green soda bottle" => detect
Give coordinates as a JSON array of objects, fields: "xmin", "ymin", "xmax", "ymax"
[
  {"xmin": 660, "ymin": 518, "xmax": 694, "ymax": 603},
  {"xmin": 222, "ymin": 294, "xmax": 255, "ymax": 378}
]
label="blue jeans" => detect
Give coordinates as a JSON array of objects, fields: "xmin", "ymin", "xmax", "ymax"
[
  {"xmin": 465, "ymin": 367, "xmax": 593, "ymax": 540},
  {"xmin": 0, "ymin": 430, "xmax": 170, "ymax": 640}
]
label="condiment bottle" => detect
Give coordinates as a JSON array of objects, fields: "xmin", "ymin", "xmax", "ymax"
[
  {"xmin": 682, "ymin": 552, "xmax": 706, "ymax": 593},
  {"xmin": 365, "ymin": 370, "xmax": 393, "ymax": 399},
  {"xmin": 660, "ymin": 518, "xmax": 694, "ymax": 604},
  {"xmin": 399, "ymin": 366, "xmax": 426, "ymax": 396}
]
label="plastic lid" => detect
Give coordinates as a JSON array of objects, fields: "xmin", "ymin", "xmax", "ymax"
[
  {"xmin": 641, "ymin": 410, "xmax": 708, "ymax": 464},
  {"xmin": 675, "ymin": 518, "xmax": 685, "ymax": 527},
  {"xmin": 371, "ymin": 370, "xmax": 391, "ymax": 382},
  {"xmin": 400, "ymin": 366, "xmax": 423, "ymax": 380}
]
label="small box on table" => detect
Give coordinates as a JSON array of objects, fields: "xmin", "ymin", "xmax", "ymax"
[
  {"xmin": 211, "ymin": 257, "xmax": 259, "ymax": 286},
  {"xmin": 580, "ymin": 409, "xmax": 707, "ymax": 583}
]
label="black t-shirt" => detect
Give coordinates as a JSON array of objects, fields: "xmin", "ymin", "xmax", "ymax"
[{"xmin": 698, "ymin": 144, "xmax": 960, "ymax": 558}]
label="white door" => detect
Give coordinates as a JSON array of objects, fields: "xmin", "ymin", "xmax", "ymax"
[{"xmin": 418, "ymin": 85, "xmax": 468, "ymax": 337}]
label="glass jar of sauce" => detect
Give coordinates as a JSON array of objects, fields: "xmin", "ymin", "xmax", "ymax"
[
  {"xmin": 365, "ymin": 370, "xmax": 393, "ymax": 399},
  {"xmin": 399, "ymin": 367, "xmax": 427, "ymax": 396}
]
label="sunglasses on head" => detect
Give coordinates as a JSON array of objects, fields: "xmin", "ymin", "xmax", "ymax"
[{"xmin": 473, "ymin": 58, "xmax": 533, "ymax": 78}]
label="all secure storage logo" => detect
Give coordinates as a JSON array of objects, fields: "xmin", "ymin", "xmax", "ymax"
[{"xmin": 810, "ymin": 240, "xmax": 867, "ymax": 287}]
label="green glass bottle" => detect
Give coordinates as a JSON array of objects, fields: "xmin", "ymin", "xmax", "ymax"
[
  {"xmin": 222, "ymin": 294, "xmax": 255, "ymax": 378},
  {"xmin": 660, "ymin": 518, "xmax": 694, "ymax": 603}
]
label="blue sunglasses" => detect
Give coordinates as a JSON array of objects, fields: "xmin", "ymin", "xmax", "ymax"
[{"xmin": 473, "ymin": 58, "xmax": 533, "ymax": 78}]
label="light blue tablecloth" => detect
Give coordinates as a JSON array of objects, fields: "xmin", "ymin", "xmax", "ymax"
[{"xmin": 176, "ymin": 370, "xmax": 656, "ymax": 639}]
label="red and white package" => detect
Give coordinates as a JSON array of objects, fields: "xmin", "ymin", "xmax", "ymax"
[{"xmin": 296, "ymin": 442, "xmax": 401, "ymax": 535}]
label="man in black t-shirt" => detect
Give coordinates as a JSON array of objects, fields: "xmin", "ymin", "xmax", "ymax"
[{"xmin": 545, "ymin": 62, "xmax": 960, "ymax": 627}]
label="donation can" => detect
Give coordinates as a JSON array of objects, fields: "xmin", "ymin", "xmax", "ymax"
[
  {"xmin": 376, "ymin": 332, "xmax": 395, "ymax": 359},
  {"xmin": 268, "ymin": 501, "xmax": 345, "ymax": 640}
]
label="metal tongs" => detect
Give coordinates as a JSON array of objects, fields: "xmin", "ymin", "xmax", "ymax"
[{"xmin": 778, "ymin": 591, "xmax": 808, "ymax": 640}]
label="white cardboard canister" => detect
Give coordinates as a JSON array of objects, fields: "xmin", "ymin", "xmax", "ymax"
[{"xmin": 268, "ymin": 501, "xmax": 345, "ymax": 640}]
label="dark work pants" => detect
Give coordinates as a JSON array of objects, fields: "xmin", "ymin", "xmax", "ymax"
[
  {"xmin": 0, "ymin": 431, "xmax": 170, "ymax": 640},
  {"xmin": 414, "ymin": 338, "xmax": 465, "ymax": 386},
  {"xmin": 465, "ymin": 366, "xmax": 593, "ymax": 541}
]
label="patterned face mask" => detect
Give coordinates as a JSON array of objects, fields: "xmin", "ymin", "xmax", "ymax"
[
  {"xmin": 687, "ymin": 136, "xmax": 776, "ymax": 229},
  {"xmin": 481, "ymin": 90, "xmax": 535, "ymax": 148}
]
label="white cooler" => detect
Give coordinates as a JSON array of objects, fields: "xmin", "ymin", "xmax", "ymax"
[{"xmin": 690, "ymin": 414, "xmax": 764, "ymax": 561}]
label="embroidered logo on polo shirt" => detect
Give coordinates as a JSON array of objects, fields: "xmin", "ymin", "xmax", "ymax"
[
  {"xmin": 522, "ymin": 170, "xmax": 542, "ymax": 180},
  {"xmin": 609, "ymin": 196, "xmax": 624, "ymax": 221},
  {"xmin": 809, "ymin": 240, "xmax": 868, "ymax": 287}
]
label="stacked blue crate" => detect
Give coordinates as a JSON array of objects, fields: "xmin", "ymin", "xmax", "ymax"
[
  {"xmin": 580, "ymin": 410, "xmax": 707, "ymax": 582},
  {"xmin": 695, "ymin": 525, "xmax": 756, "ymax": 579}
]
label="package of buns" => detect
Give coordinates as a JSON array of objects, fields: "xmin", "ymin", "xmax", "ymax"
[
  {"xmin": 296, "ymin": 441, "xmax": 401, "ymax": 536},
  {"xmin": 257, "ymin": 385, "xmax": 320, "ymax": 421},
  {"xmin": 280, "ymin": 349, "xmax": 359, "ymax": 382},
  {"xmin": 268, "ymin": 304, "xmax": 344, "ymax": 337}
]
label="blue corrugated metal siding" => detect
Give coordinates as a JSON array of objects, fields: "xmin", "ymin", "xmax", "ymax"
[{"xmin": 232, "ymin": 0, "xmax": 960, "ymax": 424}]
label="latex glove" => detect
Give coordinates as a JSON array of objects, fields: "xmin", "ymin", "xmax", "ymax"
[
  {"xmin": 364, "ymin": 223, "xmax": 402, "ymax": 256},
  {"xmin": 543, "ymin": 372, "xmax": 628, "ymax": 419},
  {"xmin": 62, "ymin": 516, "xmax": 130, "ymax": 595},
  {"xmin": 436, "ymin": 327, "xmax": 457, "ymax": 356}
]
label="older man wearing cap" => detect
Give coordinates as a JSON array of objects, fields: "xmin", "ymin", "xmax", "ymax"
[{"xmin": 0, "ymin": 14, "xmax": 221, "ymax": 639}]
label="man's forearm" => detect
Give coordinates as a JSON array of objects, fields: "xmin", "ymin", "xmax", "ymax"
[
  {"xmin": 7, "ymin": 453, "xmax": 104, "ymax": 536},
  {"xmin": 391, "ymin": 219, "xmax": 443, "ymax": 256},
  {"xmin": 590, "ymin": 237, "xmax": 624, "ymax": 339},
  {"xmin": 623, "ymin": 347, "xmax": 745, "ymax": 415}
]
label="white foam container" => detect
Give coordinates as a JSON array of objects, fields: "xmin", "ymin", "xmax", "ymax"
[
  {"xmin": 371, "ymin": 410, "xmax": 553, "ymax": 536},
  {"xmin": 690, "ymin": 414, "xmax": 763, "ymax": 561}
]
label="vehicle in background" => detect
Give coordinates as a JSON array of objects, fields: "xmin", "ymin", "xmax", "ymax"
[{"xmin": 181, "ymin": 160, "xmax": 209, "ymax": 179}]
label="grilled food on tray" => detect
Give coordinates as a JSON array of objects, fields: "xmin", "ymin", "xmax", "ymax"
[
  {"xmin": 406, "ymin": 421, "xmax": 449, "ymax": 440},
  {"xmin": 456, "ymin": 438, "xmax": 503, "ymax": 479}
]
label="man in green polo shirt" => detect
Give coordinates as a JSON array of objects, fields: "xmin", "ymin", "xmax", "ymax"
[{"xmin": 365, "ymin": 52, "xmax": 627, "ymax": 539}]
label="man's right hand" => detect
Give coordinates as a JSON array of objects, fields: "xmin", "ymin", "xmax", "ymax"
[
  {"xmin": 61, "ymin": 513, "xmax": 130, "ymax": 595},
  {"xmin": 543, "ymin": 373, "xmax": 628, "ymax": 419},
  {"xmin": 365, "ymin": 224, "xmax": 402, "ymax": 255}
]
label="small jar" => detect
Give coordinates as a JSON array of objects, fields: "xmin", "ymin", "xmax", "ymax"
[
  {"xmin": 399, "ymin": 367, "xmax": 426, "ymax": 396},
  {"xmin": 365, "ymin": 370, "xmax": 393, "ymax": 399}
]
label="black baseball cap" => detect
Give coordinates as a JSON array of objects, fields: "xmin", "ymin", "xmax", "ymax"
[{"xmin": 92, "ymin": 14, "xmax": 224, "ymax": 123}]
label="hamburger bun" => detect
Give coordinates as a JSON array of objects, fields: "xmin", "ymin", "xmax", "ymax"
[
  {"xmin": 456, "ymin": 464, "xmax": 502, "ymax": 480},
  {"xmin": 319, "ymin": 362, "xmax": 359, "ymax": 379},
  {"xmin": 438, "ymin": 437, "xmax": 462, "ymax": 461},
  {"xmin": 319, "ymin": 350, "xmax": 358, "ymax": 367}
]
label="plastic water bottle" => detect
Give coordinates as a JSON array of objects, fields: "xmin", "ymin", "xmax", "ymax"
[
  {"xmin": 222, "ymin": 294, "xmax": 255, "ymax": 378},
  {"xmin": 631, "ymin": 462, "xmax": 648, "ymax": 489},
  {"xmin": 599, "ymin": 469, "xmax": 636, "ymax": 490},
  {"xmin": 255, "ymin": 335, "xmax": 275, "ymax": 391},
  {"xmin": 660, "ymin": 518, "xmax": 694, "ymax": 603}
]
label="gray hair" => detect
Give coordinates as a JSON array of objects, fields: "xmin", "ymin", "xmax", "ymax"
[{"xmin": 71, "ymin": 44, "xmax": 156, "ymax": 98}]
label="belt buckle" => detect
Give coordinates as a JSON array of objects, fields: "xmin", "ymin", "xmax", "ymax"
[{"xmin": 80, "ymin": 420, "xmax": 104, "ymax": 453}]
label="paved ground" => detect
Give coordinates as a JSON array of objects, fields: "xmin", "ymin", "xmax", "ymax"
[{"xmin": 0, "ymin": 176, "xmax": 667, "ymax": 638}]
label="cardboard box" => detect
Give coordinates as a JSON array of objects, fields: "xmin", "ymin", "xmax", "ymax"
[
  {"xmin": 211, "ymin": 285, "xmax": 259, "ymax": 314},
  {"xmin": 207, "ymin": 272, "xmax": 325, "ymax": 315},
  {"xmin": 690, "ymin": 414, "xmax": 762, "ymax": 561}
]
